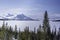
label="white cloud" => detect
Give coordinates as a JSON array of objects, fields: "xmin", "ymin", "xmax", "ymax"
[
  {"xmin": 0, "ymin": 8, "xmax": 60, "ymax": 21},
  {"xmin": 49, "ymin": 13, "xmax": 60, "ymax": 20},
  {"xmin": 0, "ymin": 8, "xmax": 43, "ymax": 19}
]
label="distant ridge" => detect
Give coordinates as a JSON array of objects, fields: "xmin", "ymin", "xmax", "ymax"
[{"xmin": 0, "ymin": 13, "xmax": 39, "ymax": 21}]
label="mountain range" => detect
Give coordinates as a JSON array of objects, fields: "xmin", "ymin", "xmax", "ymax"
[{"xmin": 0, "ymin": 13, "xmax": 38, "ymax": 21}]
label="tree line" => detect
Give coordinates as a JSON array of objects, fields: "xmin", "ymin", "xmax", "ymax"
[{"xmin": 0, "ymin": 11, "xmax": 60, "ymax": 40}]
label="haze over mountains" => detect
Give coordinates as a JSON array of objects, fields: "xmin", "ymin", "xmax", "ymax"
[
  {"xmin": 0, "ymin": 13, "xmax": 60, "ymax": 21},
  {"xmin": 0, "ymin": 13, "xmax": 38, "ymax": 21}
]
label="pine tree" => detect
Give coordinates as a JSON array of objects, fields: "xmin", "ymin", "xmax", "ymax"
[
  {"xmin": 5, "ymin": 23, "xmax": 9, "ymax": 40},
  {"xmin": 33, "ymin": 27, "xmax": 37, "ymax": 40},
  {"xmin": 9, "ymin": 26, "xmax": 13, "ymax": 40},
  {"xmin": 2, "ymin": 22, "xmax": 9, "ymax": 40},
  {"xmin": 43, "ymin": 11, "xmax": 50, "ymax": 40},
  {"xmin": 37, "ymin": 25, "xmax": 43, "ymax": 40},
  {"xmin": 1, "ymin": 21, "xmax": 5, "ymax": 40},
  {"xmin": 15, "ymin": 25, "xmax": 18, "ymax": 39},
  {"xmin": 24, "ymin": 26, "xmax": 29, "ymax": 40},
  {"xmin": 51, "ymin": 30, "xmax": 54, "ymax": 40},
  {"xmin": 18, "ymin": 28, "xmax": 21, "ymax": 40},
  {"xmin": 53, "ymin": 28, "xmax": 57, "ymax": 40},
  {"xmin": 47, "ymin": 26, "xmax": 51, "ymax": 40},
  {"xmin": 9, "ymin": 26, "xmax": 13, "ymax": 34},
  {"xmin": 34, "ymin": 27, "xmax": 36, "ymax": 33},
  {"xmin": 57, "ymin": 28, "xmax": 60, "ymax": 40},
  {"xmin": 2, "ymin": 21, "xmax": 5, "ymax": 30}
]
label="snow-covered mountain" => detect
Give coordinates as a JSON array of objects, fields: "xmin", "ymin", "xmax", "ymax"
[
  {"xmin": 0, "ymin": 14, "xmax": 38, "ymax": 21},
  {"xmin": 14, "ymin": 14, "xmax": 34, "ymax": 20}
]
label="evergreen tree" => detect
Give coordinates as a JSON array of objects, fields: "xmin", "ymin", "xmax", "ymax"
[
  {"xmin": 2, "ymin": 21, "xmax": 5, "ymax": 30},
  {"xmin": 1, "ymin": 22, "xmax": 9, "ymax": 40},
  {"xmin": 24, "ymin": 26, "xmax": 29, "ymax": 40},
  {"xmin": 15, "ymin": 25, "xmax": 18, "ymax": 39},
  {"xmin": 5, "ymin": 23, "xmax": 9, "ymax": 40},
  {"xmin": 37, "ymin": 25, "xmax": 43, "ymax": 40},
  {"xmin": 53, "ymin": 28, "xmax": 57, "ymax": 40},
  {"xmin": 47, "ymin": 26, "xmax": 51, "ymax": 40},
  {"xmin": 18, "ymin": 28, "xmax": 21, "ymax": 40},
  {"xmin": 8, "ymin": 26, "xmax": 13, "ymax": 40},
  {"xmin": 34, "ymin": 27, "xmax": 37, "ymax": 40},
  {"xmin": 1, "ymin": 21, "xmax": 5, "ymax": 40},
  {"xmin": 30, "ymin": 31, "xmax": 35, "ymax": 40},
  {"xmin": 51, "ymin": 30, "xmax": 54, "ymax": 40},
  {"xmin": 43, "ymin": 11, "xmax": 50, "ymax": 40},
  {"xmin": 57, "ymin": 28, "xmax": 60, "ymax": 40},
  {"xmin": 9, "ymin": 26, "xmax": 12, "ymax": 34},
  {"xmin": 4, "ymin": 28, "xmax": 9, "ymax": 40}
]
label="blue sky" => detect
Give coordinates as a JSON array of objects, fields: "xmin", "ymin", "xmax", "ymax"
[
  {"xmin": 0, "ymin": 0, "xmax": 60, "ymax": 20},
  {"xmin": 0, "ymin": 0, "xmax": 60, "ymax": 31}
]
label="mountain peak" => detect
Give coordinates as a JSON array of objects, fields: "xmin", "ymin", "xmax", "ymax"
[
  {"xmin": 15, "ymin": 14, "xmax": 26, "ymax": 19},
  {"xmin": 0, "ymin": 13, "xmax": 39, "ymax": 21},
  {"xmin": 19, "ymin": 13, "xmax": 26, "ymax": 17},
  {"xmin": 20, "ymin": 13, "xmax": 25, "ymax": 16}
]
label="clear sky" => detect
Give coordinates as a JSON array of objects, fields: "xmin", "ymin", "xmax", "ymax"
[{"xmin": 0, "ymin": 0, "xmax": 60, "ymax": 20}]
